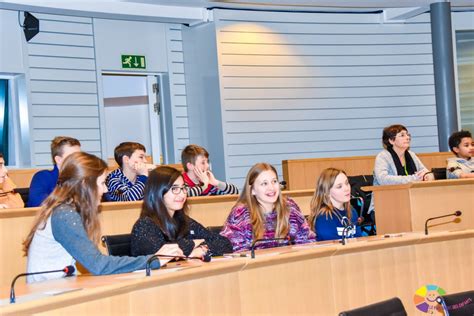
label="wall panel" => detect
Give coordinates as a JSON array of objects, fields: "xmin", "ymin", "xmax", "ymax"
[
  {"xmin": 214, "ymin": 9, "xmax": 438, "ymax": 185},
  {"xmin": 26, "ymin": 13, "xmax": 100, "ymax": 167},
  {"xmin": 166, "ymin": 24, "xmax": 190, "ymax": 162}
]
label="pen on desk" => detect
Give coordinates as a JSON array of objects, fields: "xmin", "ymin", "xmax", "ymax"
[
  {"xmin": 383, "ymin": 233, "xmax": 404, "ymax": 238},
  {"xmin": 223, "ymin": 253, "xmax": 248, "ymax": 258}
]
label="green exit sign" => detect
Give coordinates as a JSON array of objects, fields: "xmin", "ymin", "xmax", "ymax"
[{"xmin": 121, "ymin": 55, "xmax": 146, "ymax": 69}]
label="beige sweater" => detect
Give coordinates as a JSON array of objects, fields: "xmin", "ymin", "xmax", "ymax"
[{"xmin": 0, "ymin": 177, "xmax": 24, "ymax": 209}]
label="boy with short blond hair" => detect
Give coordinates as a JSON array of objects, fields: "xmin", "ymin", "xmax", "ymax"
[
  {"xmin": 106, "ymin": 142, "xmax": 151, "ymax": 201},
  {"xmin": 27, "ymin": 136, "xmax": 81, "ymax": 207},
  {"xmin": 447, "ymin": 130, "xmax": 474, "ymax": 179},
  {"xmin": 181, "ymin": 144, "xmax": 238, "ymax": 197}
]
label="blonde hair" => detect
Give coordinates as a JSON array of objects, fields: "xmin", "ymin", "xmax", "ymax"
[
  {"xmin": 23, "ymin": 152, "xmax": 108, "ymax": 255},
  {"xmin": 235, "ymin": 163, "xmax": 289, "ymax": 240},
  {"xmin": 308, "ymin": 168, "xmax": 352, "ymax": 232}
]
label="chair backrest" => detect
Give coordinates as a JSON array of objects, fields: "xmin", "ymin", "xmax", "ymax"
[
  {"xmin": 348, "ymin": 175, "xmax": 373, "ymax": 217},
  {"xmin": 441, "ymin": 290, "xmax": 474, "ymax": 316},
  {"xmin": 15, "ymin": 187, "xmax": 29, "ymax": 204},
  {"xmin": 431, "ymin": 167, "xmax": 447, "ymax": 180},
  {"xmin": 339, "ymin": 297, "xmax": 407, "ymax": 316},
  {"xmin": 101, "ymin": 234, "xmax": 132, "ymax": 256}
]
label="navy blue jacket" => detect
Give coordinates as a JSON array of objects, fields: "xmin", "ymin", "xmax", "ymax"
[
  {"xmin": 27, "ymin": 165, "xmax": 59, "ymax": 207},
  {"xmin": 315, "ymin": 208, "xmax": 362, "ymax": 241}
]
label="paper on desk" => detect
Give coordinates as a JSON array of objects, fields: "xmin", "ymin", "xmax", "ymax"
[{"xmin": 0, "ymin": 288, "xmax": 82, "ymax": 306}]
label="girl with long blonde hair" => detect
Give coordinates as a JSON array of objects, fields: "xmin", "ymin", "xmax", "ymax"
[
  {"xmin": 308, "ymin": 168, "xmax": 361, "ymax": 241},
  {"xmin": 24, "ymin": 152, "xmax": 180, "ymax": 283},
  {"xmin": 220, "ymin": 163, "xmax": 314, "ymax": 252}
]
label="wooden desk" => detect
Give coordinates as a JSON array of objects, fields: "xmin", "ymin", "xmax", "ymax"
[
  {"xmin": 1, "ymin": 230, "xmax": 472, "ymax": 315},
  {"xmin": 368, "ymin": 179, "xmax": 474, "ymax": 235},
  {"xmin": 282, "ymin": 152, "xmax": 452, "ymax": 190},
  {"xmin": 0, "ymin": 190, "xmax": 313, "ymax": 290}
]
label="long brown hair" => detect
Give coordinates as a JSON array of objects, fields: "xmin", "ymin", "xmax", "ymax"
[
  {"xmin": 140, "ymin": 166, "xmax": 189, "ymax": 240},
  {"xmin": 235, "ymin": 163, "xmax": 289, "ymax": 240},
  {"xmin": 308, "ymin": 168, "xmax": 352, "ymax": 232},
  {"xmin": 23, "ymin": 152, "xmax": 108, "ymax": 255}
]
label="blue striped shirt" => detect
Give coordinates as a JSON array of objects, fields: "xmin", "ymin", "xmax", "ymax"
[{"xmin": 105, "ymin": 168, "xmax": 147, "ymax": 202}]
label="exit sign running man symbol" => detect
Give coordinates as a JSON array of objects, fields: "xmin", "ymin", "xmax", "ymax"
[{"xmin": 121, "ymin": 55, "xmax": 146, "ymax": 69}]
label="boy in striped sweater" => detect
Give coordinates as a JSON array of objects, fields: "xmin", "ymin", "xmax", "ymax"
[
  {"xmin": 181, "ymin": 144, "xmax": 239, "ymax": 197},
  {"xmin": 106, "ymin": 142, "xmax": 150, "ymax": 201}
]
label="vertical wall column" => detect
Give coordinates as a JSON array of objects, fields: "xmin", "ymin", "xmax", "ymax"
[{"xmin": 430, "ymin": 2, "xmax": 458, "ymax": 151}]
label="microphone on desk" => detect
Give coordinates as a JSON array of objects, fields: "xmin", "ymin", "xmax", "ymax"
[
  {"xmin": 145, "ymin": 253, "xmax": 212, "ymax": 276},
  {"xmin": 340, "ymin": 224, "xmax": 355, "ymax": 246},
  {"xmin": 424, "ymin": 210, "xmax": 462, "ymax": 235},
  {"xmin": 250, "ymin": 235, "xmax": 295, "ymax": 259},
  {"xmin": 10, "ymin": 265, "xmax": 75, "ymax": 304}
]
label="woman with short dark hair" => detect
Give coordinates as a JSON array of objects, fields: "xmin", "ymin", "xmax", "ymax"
[{"xmin": 370, "ymin": 124, "xmax": 434, "ymax": 212}]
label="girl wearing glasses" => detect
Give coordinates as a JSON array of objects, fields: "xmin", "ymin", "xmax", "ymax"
[
  {"xmin": 130, "ymin": 166, "xmax": 233, "ymax": 258},
  {"xmin": 370, "ymin": 124, "xmax": 434, "ymax": 212}
]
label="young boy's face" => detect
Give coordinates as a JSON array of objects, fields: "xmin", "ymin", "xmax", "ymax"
[
  {"xmin": 125, "ymin": 149, "xmax": 147, "ymax": 169},
  {"xmin": 191, "ymin": 155, "xmax": 210, "ymax": 174},
  {"xmin": 454, "ymin": 137, "xmax": 474, "ymax": 159}
]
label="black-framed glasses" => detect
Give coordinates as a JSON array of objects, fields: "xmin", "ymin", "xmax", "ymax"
[
  {"xmin": 170, "ymin": 186, "xmax": 187, "ymax": 195},
  {"xmin": 396, "ymin": 133, "xmax": 411, "ymax": 138}
]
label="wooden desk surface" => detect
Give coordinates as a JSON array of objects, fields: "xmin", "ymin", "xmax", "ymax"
[
  {"xmin": 368, "ymin": 178, "xmax": 474, "ymax": 235},
  {"xmin": 365, "ymin": 178, "xmax": 474, "ymax": 191},
  {"xmin": 0, "ymin": 190, "xmax": 314, "ymax": 290},
  {"xmin": 0, "ymin": 230, "xmax": 472, "ymax": 315}
]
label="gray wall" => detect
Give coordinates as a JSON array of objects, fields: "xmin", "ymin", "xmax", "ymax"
[
  {"xmin": 26, "ymin": 13, "xmax": 101, "ymax": 166},
  {"xmin": 1, "ymin": 7, "xmax": 473, "ymax": 173},
  {"xmin": 182, "ymin": 22, "xmax": 226, "ymax": 180},
  {"xmin": 211, "ymin": 9, "xmax": 440, "ymax": 185},
  {"xmin": 93, "ymin": 19, "xmax": 189, "ymax": 162},
  {"xmin": 0, "ymin": 10, "xmax": 25, "ymax": 73},
  {"xmin": 0, "ymin": 9, "xmax": 189, "ymax": 167},
  {"xmin": 94, "ymin": 19, "xmax": 168, "ymax": 72},
  {"xmin": 165, "ymin": 24, "xmax": 190, "ymax": 163}
]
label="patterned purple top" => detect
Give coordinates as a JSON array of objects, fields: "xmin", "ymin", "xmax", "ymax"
[{"xmin": 220, "ymin": 197, "xmax": 315, "ymax": 252}]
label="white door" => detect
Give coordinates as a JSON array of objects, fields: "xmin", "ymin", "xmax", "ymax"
[{"xmin": 102, "ymin": 74, "xmax": 161, "ymax": 163}]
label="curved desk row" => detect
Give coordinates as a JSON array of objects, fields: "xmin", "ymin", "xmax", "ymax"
[
  {"xmin": 1, "ymin": 230, "xmax": 472, "ymax": 315},
  {"xmin": 0, "ymin": 190, "xmax": 313, "ymax": 289}
]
